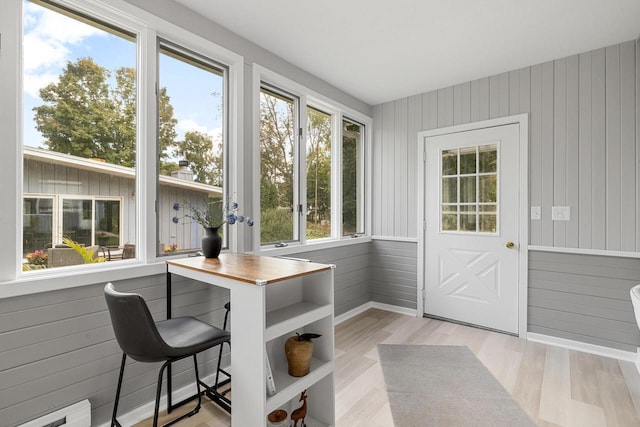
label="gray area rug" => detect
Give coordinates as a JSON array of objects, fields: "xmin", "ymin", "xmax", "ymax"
[{"xmin": 378, "ymin": 345, "xmax": 535, "ymax": 427}]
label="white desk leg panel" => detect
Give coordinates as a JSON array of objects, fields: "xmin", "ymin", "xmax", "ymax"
[{"xmin": 230, "ymin": 282, "xmax": 267, "ymax": 426}]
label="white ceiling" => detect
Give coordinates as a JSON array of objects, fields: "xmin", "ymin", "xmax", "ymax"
[{"xmin": 174, "ymin": 0, "xmax": 640, "ymax": 106}]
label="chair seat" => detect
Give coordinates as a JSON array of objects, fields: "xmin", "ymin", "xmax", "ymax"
[{"xmin": 156, "ymin": 317, "xmax": 230, "ymax": 358}]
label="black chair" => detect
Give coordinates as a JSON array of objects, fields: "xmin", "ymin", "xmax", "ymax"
[
  {"xmin": 104, "ymin": 282, "xmax": 230, "ymax": 427},
  {"xmin": 210, "ymin": 301, "xmax": 231, "ymax": 411}
]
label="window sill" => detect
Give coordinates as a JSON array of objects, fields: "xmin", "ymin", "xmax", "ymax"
[
  {"xmin": 257, "ymin": 235, "xmax": 372, "ymax": 258},
  {"xmin": 0, "ymin": 261, "xmax": 167, "ymax": 299}
]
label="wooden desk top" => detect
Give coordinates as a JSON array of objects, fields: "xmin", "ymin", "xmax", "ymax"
[{"xmin": 166, "ymin": 253, "xmax": 332, "ymax": 285}]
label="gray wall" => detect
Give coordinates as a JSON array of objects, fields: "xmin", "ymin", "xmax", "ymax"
[
  {"xmin": 372, "ymin": 40, "xmax": 639, "ymax": 251},
  {"xmin": 0, "ymin": 243, "xmax": 370, "ymax": 427},
  {"xmin": 529, "ymin": 251, "xmax": 640, "ymax": 352},
  {"xmin": 370, "ymin": 240, "xmax": 417, "ymax": 310}
]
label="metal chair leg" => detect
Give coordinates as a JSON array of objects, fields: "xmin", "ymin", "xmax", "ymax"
[{"xmin": 111, "ymin": 353, "xmax": 127, "ymax": 427}]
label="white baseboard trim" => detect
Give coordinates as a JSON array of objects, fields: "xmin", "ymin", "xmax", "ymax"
[
  {"xmin": 95, "ymin": 370, "xmax": 228, "ymax": 427},
  {"xmin": 527, "ymin": 332, "xmax": 637, "ymax": 363},
  {"xmin": 334, "ymin": 301, "xmax": 417, "ymax": 325}
]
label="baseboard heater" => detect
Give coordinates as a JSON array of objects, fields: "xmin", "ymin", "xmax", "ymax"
[{"xmin": 18, "ymin": 400, "xmax": 90, "ymax": 427}]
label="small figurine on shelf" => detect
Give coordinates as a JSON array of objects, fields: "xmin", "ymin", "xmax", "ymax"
[{"xmin": 291, "ymin": 390, "xmax": 308, "ymax": 427}]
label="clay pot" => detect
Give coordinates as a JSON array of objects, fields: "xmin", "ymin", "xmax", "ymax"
[{"xmin": 285, "ymin": 336, "xmax": 313, "ymax": 377}]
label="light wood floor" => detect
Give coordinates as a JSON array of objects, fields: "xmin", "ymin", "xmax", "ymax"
[{"xmin": 134, "ymin": 308, "xmax": 640, "ymax": 427}]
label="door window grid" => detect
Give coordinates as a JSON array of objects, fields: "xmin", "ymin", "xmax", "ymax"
[{"xmin": 440, "ymin": 143, "xmax": 499, "ymax": 234}]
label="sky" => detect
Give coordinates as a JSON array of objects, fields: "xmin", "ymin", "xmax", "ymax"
[{"xmin": 22, "ymin": 0, "xmax": 224, "ymax": 154}]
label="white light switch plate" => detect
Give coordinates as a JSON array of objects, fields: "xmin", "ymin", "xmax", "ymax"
[
  {"xmin": 552, "ymin": 206, "xmax": 570, "ymax": 221},
  {"xmin": 530, "ymin": 206, "xmax": 541, "ymax": 220}
]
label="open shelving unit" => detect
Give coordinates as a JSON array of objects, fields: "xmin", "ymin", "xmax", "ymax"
[{"xmin": 166, "ymin": 254, "xmax": 335, "ymax": 427}]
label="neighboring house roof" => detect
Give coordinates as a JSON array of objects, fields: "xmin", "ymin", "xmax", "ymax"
[{"xmin": 23, "ymin": 146, "xmax": 222, "ymax": 196}]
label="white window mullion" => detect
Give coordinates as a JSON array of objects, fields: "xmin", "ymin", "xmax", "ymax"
[
  {"xmin": 298, "ymin": 95, "xmax": 308, "ymax": 245},
  {"xmin": 332, "ymin": 112, "xmax": 342, "ymax": 240},
  {"xmin": 139, "ymin": 27, "xmax": 157, "ymax": 262}
]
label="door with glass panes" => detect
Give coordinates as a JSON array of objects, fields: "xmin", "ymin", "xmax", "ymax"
[{"xmin": 424, "ymin": 124, "xmax": 519, "ymax": 334}]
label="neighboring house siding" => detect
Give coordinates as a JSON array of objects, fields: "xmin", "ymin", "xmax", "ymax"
[
  {"xmin": 370, "ymin": 240, "xmax": 417, "ymax": 309},
  {"xmin": 371, "ymin": 40, "xmax": 638, "ymax": 252},
  {"xmin": 23, "ymin": 157, "xmax": 207, "ymax": 252},
  {"xmin": 528, "ymin": 251, "xmax": 640, "ymax": 352}
]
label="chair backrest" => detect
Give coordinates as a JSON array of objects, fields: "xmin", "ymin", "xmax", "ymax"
[
  {"xmin": 104, "ymin": 282, "xmax": 170, "ymax": 362},
  {"xmin": 631, "ymin": 284, "xmax": 640, "ymax": 329}
]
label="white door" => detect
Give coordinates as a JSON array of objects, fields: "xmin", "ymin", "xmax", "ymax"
[{"xmin": 424, "ymin": 124, "xmax": 520, "ymax": 334}]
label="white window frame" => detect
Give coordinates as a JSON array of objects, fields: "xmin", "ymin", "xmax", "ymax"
[
  {"xmin": 0, "ymin": 0, "xmax": 243, "ymax": 298},
  {"xmin": 253, "ymin": 65, "xmax": 372, "ymax": 256}
]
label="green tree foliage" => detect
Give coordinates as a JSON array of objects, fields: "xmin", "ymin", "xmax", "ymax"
[
  {"xmin": 158, "ymin": 86, "xmax": 178, "ymax": 166},
  {"xmin": 306, "ymin": 108, "xmax": 331, "ymax": 227},
  {"xmin": 35, "ymin": 58, "xmax": 116, "ymax": 161},
  {"xmin": 33, "ymin": 57, "xmax": 177, "ymax": 168},
  {"xmin": 259, "ymin": 90, "xmax": 295, "ymax": 242},
  {"xmin": 176, "ymin": 130, "xmax": 222, "ymax": 186},
  {"xmin": 342, "ymin": 121, "xmax": 360, "ymax": 234}
]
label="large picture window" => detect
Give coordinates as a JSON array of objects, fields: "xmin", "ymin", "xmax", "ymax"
[
  {"xmin": 17, "ymin": 0, "xmax": 235, "ymax": 275},
  {"xmin": 157, "ymin": 42, "xmax": 227, "ymax": 255},
  {"xmin": 22, "ymin": 0, "xmax": 136, "ymax": 269}
]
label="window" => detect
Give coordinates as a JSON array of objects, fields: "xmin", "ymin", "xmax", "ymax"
[
  {"xmin": 259, "ymin": 77, "xmax": 369, "ymax": 249},
  {"xmin": 342, "ymin": 119, "xmax": 365, "ymax": 236},
  {"xmin": 441, "ymin": 144, "xmax": 498, "ymax": 233},
  {"xmin": 157, "ymin": 42, "xmax": 227, "ymax": 255},
  {"xmin": 259, "ymin": 86, "xmax": 299, "ymax": 245},
  {"xmin": 22, "ymin": 0, "xmax": 136, "ymax": 269},
  {"xmin": 306, "ymin": 106, "xmax": 332, "ymax": 240},
  {"xmin": 12, "ymin": 0, "xmax": 239, "ymax": 280},
  {"xmin": 23, "ymin": 196, "xmax": 53, "ymax": 256}
]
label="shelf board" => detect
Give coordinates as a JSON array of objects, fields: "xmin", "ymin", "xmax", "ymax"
[
  {"xmin": 266, "ymin": 303, "xmax": 333, "ymax": 341},
  {"xmin": 266, "ymin": 357, "xmax": 333, "ymax": 413}
]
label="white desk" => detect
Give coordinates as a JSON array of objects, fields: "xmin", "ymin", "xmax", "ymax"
[{"xmin": 166, "ymin": 254, "xmax": 336, "ymax": 427}]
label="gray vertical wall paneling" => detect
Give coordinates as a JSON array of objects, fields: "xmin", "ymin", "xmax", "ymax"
[
  {"xmin": 509, "ymin": 70, "xmax": 521, "ymax": 115},
  {"xmin": 606, "ymin": 45, "xmax": 622, "ymax": 250},
  {"xmin": 579, "ymin": 51, "xmax": 593, "ymax": 248},
  {"xmin": 499, "ymin": 73, "xmax": 510, "ymax": 117},
  {"xmin": 453, "ymin": 83, "xmax": 463, "ymax": 125},
  {"xmin": 541, "ymin": 61, "xmax": 555, "ymax": 247},
  {"xmin": 591, "ymin": 48, "xmax": 607, "ymax": 249},
  {"xmin": 479, "ymin": 77, "xmax": 490, "ymax": 121},
  {"xmin": 620, "ymin": 41, "xmax": 636, "ymax": 252},
  {"xmin": 461, "ymin": 81, "xmax": 471, "ymax": 124},
  {"xmin": 407, "ymin": 94, "xmax": 423, "ymax": 238},
  {"xmin": 489, "ymin": 74, "xmax": 500, "ymax": 118},
  {"xmin": 554, "ymin": 57, "xmax": 567, "ymax": 247},
  {"xmin": 470, "ymin": 79, "xmax": 481, "ymax": 122},
  {"xmin": 394, "ymin": 98, "xmax": 408, "ymax": 237},
  {"xmin": 372, "ymin": 105, "xmax": 383, "ymax": 236},
  {"xmin": 422, "ymin": 90, "xmax": 438, "ymax": 130},
  {"xmin": 372, "ymin": 41, "xmax": 637, "ymax": 251},
  {"xmin": 530, "ymin": 64, "xmax": 543, "ymax": 245},
  {"xmin": 566, "ymin": 55, "xmax": 580, "ymax": 248},
  {"xmin": 382, "ymin": 102, "xmax": 395, "ymax": 236}
]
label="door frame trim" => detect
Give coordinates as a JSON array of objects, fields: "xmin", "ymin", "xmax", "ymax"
[{"xmin": 416, "ymin": 114, "xmax": 529, "ymax": 338}]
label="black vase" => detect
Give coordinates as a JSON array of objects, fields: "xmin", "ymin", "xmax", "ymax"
[{"xmin": 201, "ymin": 227, "xmax": 222, "ymax": 258}]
